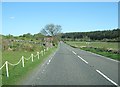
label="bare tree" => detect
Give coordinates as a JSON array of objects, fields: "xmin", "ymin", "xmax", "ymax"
[
  {"xmin": 41, "ymin": 24, "xmax": 62, "ymax": 45},
  {"xmin": 41, "ymin": 24, "xmax": 62, "ymax": 36}
]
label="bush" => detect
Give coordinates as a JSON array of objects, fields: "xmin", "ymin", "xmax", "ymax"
[{"xmin": 22, "ymin": 43, "xmax": 34, "ymax": 51}]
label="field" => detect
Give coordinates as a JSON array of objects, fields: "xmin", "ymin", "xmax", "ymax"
[
  {"xmin": 66, "ymin": 41, "xmax": 119, "ymax": 61},
  {"xmin": 66, "ymin": 41, "xmax": 118, "ymax": 50},
  {"xmin": 1, "ymin": 44, "xmax": 57, "ymax": 85}
]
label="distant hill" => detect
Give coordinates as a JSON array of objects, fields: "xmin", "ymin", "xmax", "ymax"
[{"xmin": 61, "ymin": 29, "xmax": 120, "ymax": 42}]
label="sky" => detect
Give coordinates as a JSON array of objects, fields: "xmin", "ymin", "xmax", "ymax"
[
  {"xmin": 2, "ymin": 2, "xmax": 118, "ymax": 36},
  {"xmin": 2, "ymin": 0, "xmax": 120, "ymax": 2}
]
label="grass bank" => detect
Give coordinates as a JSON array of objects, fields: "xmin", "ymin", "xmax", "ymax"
[
  {"xmin": 66, "ymin": 41, "xmax": 119, "ymax": 50},
  {"xmin": 65, "ymin": 41, "xmax": 119, "ymax": 61},
  {"xmin": 2, "ymin": 46, "xmax": 57, "ymax": 85},
  {"xmin": 80, "ymin": 47, "xmax": 119, "ymax": 61}
]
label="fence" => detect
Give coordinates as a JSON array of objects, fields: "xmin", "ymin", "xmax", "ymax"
[{"xmin": 0, "ymin": 48, "xmax": 49, "ymax": 77}]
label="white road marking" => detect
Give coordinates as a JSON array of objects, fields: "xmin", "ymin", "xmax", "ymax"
[
  {"xmin": 49, "ymin": 59, "xmax": 51, "ymax": 63},
  {"xmin": 41, "ymin": 69, "xmax": 45, "ymax": 73},
  {"xmin": 47, "ymin": 59, "xmax": 52, "ymax": 65},
  {"xmin": 47, "ymin": 62, "xmax": 49, "ymax": 65},
  {"xmin": 45, "ymin": 46, "xmax": 59, "ymax": 66},
  {"xmin": 72, "ymin": 51, "xmax": 77, "ymax": 55},
  {"xmin": 96, "ymin": 69, "xmax": 119, "ymax": 86},
  {"xmin": 41, "ymin": 45, "xmax": 59, "ymax": 70},
  {"xmin": 78, "ymin": 56, "xmax": 88, "ymax": 64},
  {"xmin": 66, "ymin": 43, "xmax": 119, "ymax": 86}
]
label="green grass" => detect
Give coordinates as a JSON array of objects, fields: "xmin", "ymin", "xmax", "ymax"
[
  {"xmin": 0, "ymin": 50, "xmax": 2, "ymax": 87},
  {"xmin": 66, "ymin": 41, "xmax": 119, "ymax": 50},
  {"xmin": 65, "ymin": 41, "xmax": 119, "ymax": 61},
  {"xmin": 80, "ymin": 47, "xmax": 119, "ymax": 61},
  {"xmin": 2, "ymin": 46, "xmax": 57, "ymax": 85}
]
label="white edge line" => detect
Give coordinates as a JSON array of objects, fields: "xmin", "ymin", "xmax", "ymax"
[
  {"xmin": 43, "ymin": 46, "xmax": 59, "ymax": 67},
  {"xmin": 47, "ymin": 59, "xmax": 52, "ymax": 65},
  {"xmin": 78, "ymin": 56, "xmax": 88, "ymax": 64},
  {"xmin": 49, "ymin": 59, "xmax": 51, "ymax": 63},
  {"xmin": 46, "ymin": 45, "xmax": 60, "ymax": 64},
  {"xmin": 96, "ymin": 69, "xmax": 118, "ymax": 86},
  {"xmin": 47, "ymin": 62, "xmax": 49, "ymax": 65}
]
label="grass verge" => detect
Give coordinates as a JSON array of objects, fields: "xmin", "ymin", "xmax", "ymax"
[
  {"xmin": 80, "ymin": 47, "xmax": 119, "ymax": 61},
  {"xmin": 65, "ymin": 41, "xmax": 119, "ymax": 50},
  {"xmin": 65, "ymin": 41, "xmax": 119, "ymax": 61},
  {"xmin": 2, "ymin": 46, "xmax": 57, "ymax": 85}
]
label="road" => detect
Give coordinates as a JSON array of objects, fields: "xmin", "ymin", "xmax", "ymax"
[{"xmin": 19, "ymin": 42, "xmax": 119, "ymax": 86}]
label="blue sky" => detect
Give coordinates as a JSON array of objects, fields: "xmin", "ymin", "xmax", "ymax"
[{"xmin": 2, "ymin": 2, "xmax": 118, "ymax": 36}]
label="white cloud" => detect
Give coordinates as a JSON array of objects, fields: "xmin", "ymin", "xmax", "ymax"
[{"xmin": 10, "ymin": 16, "xmax": 15, "ymax": 19}]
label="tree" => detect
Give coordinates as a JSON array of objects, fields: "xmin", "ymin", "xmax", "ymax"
[
  {"xmin": 41, "ymin": 24, "xmax": 62, "ymax": 45},
  {"xmin": 6, "ymin": 34, "xmax": 13, "ymax": 39},
  {"xmin": 33, "ymin": 33, "xmax": 44, "ymax": 40},
  {"xmin": 41, "ymin": 24, "xmax": 62, "ymax": 36},
  {"xmin": 22, "ymin": 33, "xmax": 32, "ymax": 38}
]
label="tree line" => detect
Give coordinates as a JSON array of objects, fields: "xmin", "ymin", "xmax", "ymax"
[
  {"xmin": 2, "ymin": 25, "xmax": 120, "ymax": 42},
  {"xmin": 3, "ymin": 24, "xmax": 62, "ymax": 42},
  {"xmin": 2, "ymin": 24, "xmax": 62, "ymax": 51},
  {"xmin": 61, "ymin": 28, "xmax": 120, "ymax": 42}
]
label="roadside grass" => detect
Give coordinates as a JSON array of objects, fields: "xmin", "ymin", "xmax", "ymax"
[
  {"xmin": 2, "ymin": 46, "xmax": 57, "ymax": 85},
  {"xmin": 65, "ymin": 41, "xmax": 119, "ymax": 61},
  {"xmin": 66, "ymin": 41, "xmax": 119, "ymax": 50},
  {"xmin": 80, "ymin": 47, "xmax": 119, "ymax": 61},
  {"xmin": 0, "ymin": 50, "xmax": 2, "ymax": 87}
]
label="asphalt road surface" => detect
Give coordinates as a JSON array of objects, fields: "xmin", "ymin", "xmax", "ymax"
[{"xmin": 20, "ymin": 42, "xmax": 119, "ymax": 86}]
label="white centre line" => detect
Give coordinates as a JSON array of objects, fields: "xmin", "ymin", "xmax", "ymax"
[
  {"xmin": 72, "ymin": 51, "xmax": 77, "ymax": 55},
  {"xmin": 69, "ymin": 46, "xmax": 118, "ymax": 86},
  {"xmin": 72, "ymin": 50, "xmax": 88, "ymax": 64},
  {"xmin": 78, "ymin": 56, "xmax": 88, "ymax": 64},
  {"xmin": 96, "ymin": 69, "xmax": 119, "ymax": 86}
]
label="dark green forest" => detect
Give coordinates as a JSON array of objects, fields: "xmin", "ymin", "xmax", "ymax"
[{"xmin": 61, "ymin": 29, "xmax": 120, "ymax": 42}]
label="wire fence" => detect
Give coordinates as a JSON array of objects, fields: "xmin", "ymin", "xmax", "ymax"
[{"xmin": 0, "ymin": 47, "xmax": 49, "ymax": 77}]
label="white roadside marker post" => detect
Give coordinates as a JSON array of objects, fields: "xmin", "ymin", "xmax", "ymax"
[
  {"xmin": 37, "ymin": 52, "xmax": 39, "ymax": 59},
  {"xmin": 44, "ymin": 49, "xmax": 45, "ymax": 55},
  {"xmin": 42, "ymin": 51, "xmax": 43, "ymax": 56},
  {"xmin": 31, "ymin": 54, "xmax": 34, "ymax": 62},
  {"xmin": 47, "ymin": 47, "xmax": 49, "ymax": 51},
  {"xmin": 5, "ymin": 61, "xmax": 9, "ymax": 77},
  {"xmin": 22, "ymin": 56, "xmax": 24, "ymax": 67}
]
